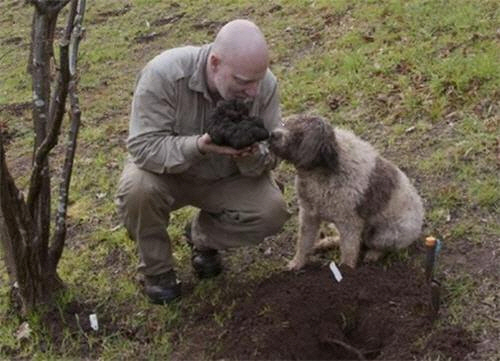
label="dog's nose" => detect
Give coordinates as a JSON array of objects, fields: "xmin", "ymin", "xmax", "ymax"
[{"xmin": 270, "ymin": 128, "xmax": 284, "ymax": 140}]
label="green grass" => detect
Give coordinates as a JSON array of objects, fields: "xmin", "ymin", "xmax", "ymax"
[{"xmin": 1, "ymin": 0, "xmax": 499, "ymax": 359}]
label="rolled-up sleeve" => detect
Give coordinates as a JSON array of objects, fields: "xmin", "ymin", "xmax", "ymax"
[{"xmin": 127, "ymin": 66, "xmax": 203, "ymax": 174}]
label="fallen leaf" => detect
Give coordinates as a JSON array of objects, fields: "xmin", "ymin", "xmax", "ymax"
[{"xmin": 15, "ymin": 322, "xmax": 31, "ymax": 341}]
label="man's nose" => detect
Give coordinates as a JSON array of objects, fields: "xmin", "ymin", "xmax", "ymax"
[{"xmin": 244, "ymin": 82, "xmax": 259, "ymax": 98}]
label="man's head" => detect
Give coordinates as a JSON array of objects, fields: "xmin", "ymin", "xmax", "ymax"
[{"xmin": 206, "ymin": 19, "xmax": 269, "ymax": 101}]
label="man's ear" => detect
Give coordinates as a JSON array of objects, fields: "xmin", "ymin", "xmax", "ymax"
[{"xmin": 209, "ymin": 53, "xmax": 220, "ymax": 72}]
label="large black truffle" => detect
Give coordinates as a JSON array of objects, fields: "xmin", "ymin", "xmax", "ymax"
[{"xmin": 206, "ymin": 99, "xmax": 269, "ymax": 149}]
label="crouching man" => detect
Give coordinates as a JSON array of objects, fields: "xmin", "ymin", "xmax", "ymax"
[{"xmin": 115, "ymin": 19, "xmax": 290, "ymax": 304}]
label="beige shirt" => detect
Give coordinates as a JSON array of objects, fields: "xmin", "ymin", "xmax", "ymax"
[{"xmin": 127, "ymin": 44, "xmax": 281, "ymax": 180}]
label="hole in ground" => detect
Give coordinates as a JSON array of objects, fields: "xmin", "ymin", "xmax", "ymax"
[{"xmin": 201, "ymin": 262, "xmax": 475, "ymax": 360}]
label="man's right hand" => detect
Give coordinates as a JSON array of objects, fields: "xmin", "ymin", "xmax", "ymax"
[{"xmin": 197, "ymin": 133, "xmax": 253, "ymax": 156}]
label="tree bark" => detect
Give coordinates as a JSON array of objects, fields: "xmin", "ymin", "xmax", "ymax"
[
  {"xmin": 0, "ymin": 0, "xmax": 85, "ymax": 314},
  {"xmin": 0, "ymin": 211, "xmax": 17, "ymax": 282},
  {"xmin": 0, "ymin": 134, "xmax": 45, "ymax": 314},
  {"xmin": 49, "ymin": 0, "xmax": 85, "ymax": 272},
  {"xmin": 29, "ymin": 4, "xmax": 53, "ymax": 271}
]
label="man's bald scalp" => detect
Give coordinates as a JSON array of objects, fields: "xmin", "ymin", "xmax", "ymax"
[{"xmin": 212, "ymin": 19, "xmax": 269, "ymax": 64}]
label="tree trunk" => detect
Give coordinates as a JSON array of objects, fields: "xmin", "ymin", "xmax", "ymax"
[
  {"xmin": 0, "ymin": 211, "xmax": 17, "ymax": 282},
  {"xmin": 0, "ymin": 134, "xmax": 47, "ymax": 314},
  {"xmin": 0, "ymin": 0, "xmax": 85, "ymax": 315}
]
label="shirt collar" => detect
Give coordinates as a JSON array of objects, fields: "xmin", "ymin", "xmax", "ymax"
[{"xmin": 188, "ymin": 43, "xmax": 213, "ymax": 101}]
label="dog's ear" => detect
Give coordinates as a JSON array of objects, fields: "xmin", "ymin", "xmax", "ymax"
[
  {"xmin": 319, "ymin": 127, "xmax": 339, "ymax": 170},
  {"xmin": 296, "ymin": 117, "xmax": 338, "ymax": 170}
]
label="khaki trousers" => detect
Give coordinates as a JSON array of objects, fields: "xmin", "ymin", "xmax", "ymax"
[{"xmin": 115, "ymin": 160, "xmax": 290, "ymax": 276}]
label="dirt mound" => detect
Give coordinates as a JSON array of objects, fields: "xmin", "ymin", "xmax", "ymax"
[{"xmin": 209, "ymin": 261, "xmax": 475, "ymax": 360}]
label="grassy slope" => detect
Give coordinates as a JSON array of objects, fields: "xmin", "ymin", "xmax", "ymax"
[{"xmin": 0, "ymin": 0, "xmax": 499, "ymax": 359}]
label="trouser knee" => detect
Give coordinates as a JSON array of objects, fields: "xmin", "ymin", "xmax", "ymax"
[
  {"xmin": 258, "ymin": 197, "xmax": 290, "ymax": 238},
  {"xmin": 115, "ymin": 163, "xmax": 174, "ymax": 238}
]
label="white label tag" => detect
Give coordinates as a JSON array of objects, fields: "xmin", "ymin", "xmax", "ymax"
[
  {"xmin": 89, "ymin": 314, "xmax": 99, "ymax": 331},
  {"xmin": 329, "ymin": 261, "xmax": 343, "ymax": 282}
]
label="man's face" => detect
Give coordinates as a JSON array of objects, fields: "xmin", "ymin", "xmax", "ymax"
[{"xmin": 211, "ymin": 56, "xmax": 267, "ymax": 101}]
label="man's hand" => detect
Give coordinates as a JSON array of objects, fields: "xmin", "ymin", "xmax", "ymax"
[
  {"xmin": 231, "ymin": 143, "xmax": 259, "ymax": 158},
  {"xmin": 197, "ymin": 133, "xmax": 256, "ymax": 156}
]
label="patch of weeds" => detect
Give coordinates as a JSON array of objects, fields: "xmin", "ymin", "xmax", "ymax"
[
  {"xmin": 442, "ymin": 273, "xmax": 476, "ymax": 325},
  {"xmin": 66, "ymin": 194, "xmax": 96, "ymax": 225},
  {"xmin": 169, "ymin": 206, "xmax": 198, "ymax": 241},
  {"xmin": 238, "ymin": 255, "xmax": 284, "ymax": 282},
  {"xmin": 381, "ymin": 247, "xmax": 415, "ymax": 268},
  {"xmin": 447, "ymin": 220, "xmax": 476, "ymax": 241},
  {"xmin": 417, "ymin": 145, "xmax": 459, "ymax": 176},
  {"xmin": 191, "ymin": 278, "xmax": 224, "ymax": 306},
  {"xmin": 425, "ymin": 207, "xmax": 451, "ymax": 226},
  {"xmin": 213, "ymin": 300, "xmax": 236, "ymax": 328},
  {"xmin": 468, "ymin": 178, "xmax": 500, "ymax": 210},
  {"xmin": 0, "ymin": 297, "xmax": 20, "ymax": 359},
  {"xmin": 170, "ymin": 207, "xmax": 198, "ymax": 269},
  {"xmin": 436, "ymin": 183, "xmax": 466, "ymax": 209}
]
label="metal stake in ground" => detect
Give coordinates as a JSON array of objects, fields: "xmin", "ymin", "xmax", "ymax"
[{"xmin": 425, "ymin": 236, "xmax": 442, "ymax": 320}]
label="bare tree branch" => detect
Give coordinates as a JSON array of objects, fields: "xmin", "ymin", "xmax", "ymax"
[
  {"xmin": 27, "ymin": 10, "xmax": 36, "ymax": 75},
  {"xmin": 49, "ymin": 0, "xmax": 85, "ymax": 269},
  {"xmin": 49, "ymin": 79, "xmax": 81, "ymax": 269},
  {"xmin": 69, "ymin": 0, "xmax": 86, "ymax": 76},
  {"xmin": 27, "ymin": 0, "xmax": 71, "ymax": 14},
  {"xmin": 30, "ymin": 10, "xmax": 50, "ymax": 146},
  {"xmin": 55, "ymin": 0, "xmax": 72, "ymax": 12},
  {"xmin": 64, "ymin": 0, "xmax": 79, "ymax": 36},
  {"xmin": 47, "ymin": 0, "xmax": 78, "ymax": 131},
  {"xmin": 26, "ymin": 49, "xmax": 68, "ymax": 211},
  {"xmin": 26, "ymin": 4, "xmax": 67, "ymax": 213},
  {"xmin": 27, "ymin": 0, "xmax": 46, "ymax": 13},
  {"xmin": 28, "ymin": 4, "xmax": 53, "ymax": 264}
]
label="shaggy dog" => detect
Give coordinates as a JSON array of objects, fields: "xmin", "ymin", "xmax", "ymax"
[
  {"xmin": 269, "ymin": 115, "xmax": 424, "ymax": 270},
  {"xmin": 206, "ymin": 99, "xmax": 269, "ymax": 149}
]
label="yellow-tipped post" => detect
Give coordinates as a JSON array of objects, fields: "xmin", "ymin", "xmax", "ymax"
[
  {"xmin": 425, "ymin": 236, "xmax": 437, "ymax": 281},
  {"xmin": 425, "ymin": 236, "xmax": 441, "ymax": 319}
]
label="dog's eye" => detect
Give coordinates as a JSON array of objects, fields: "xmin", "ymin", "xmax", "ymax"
[{"xmin": 291, "ymin": 132, "xmax": 303, "ymax": 141}]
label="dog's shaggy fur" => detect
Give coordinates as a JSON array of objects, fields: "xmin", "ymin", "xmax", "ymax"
[
  {"xmin": 206, "ymin": 99, "xmax": 269, "ymax": 149},
  {"xmin": 269, "ymin": 115, "xmax": 424, "ymax": 269}
]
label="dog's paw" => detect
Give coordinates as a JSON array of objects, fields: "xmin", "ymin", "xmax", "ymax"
[
  {"xmin": 286, "ymin": 257, "xmax": 306, "ymax": 271},
  {"xmin": 314, "ymin": 236, "xmax": 340, "ymax": 251},
  {"xmin": 340, "ymin": 255, "xmax": 358, "ymax": 269}
]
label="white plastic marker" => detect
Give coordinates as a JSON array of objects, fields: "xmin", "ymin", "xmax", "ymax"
[
  {"xmin": 89, "ymin": 314, "xmax": 99, "ymax": 331},
  {"xmin": 329, "ymin": 261, "xmax": 343, "ymax": 282}
]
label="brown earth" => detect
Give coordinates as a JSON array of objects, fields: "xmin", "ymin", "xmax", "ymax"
[
  {"xmin": 172, "ymin": 253, "xmax": 477, "ymax": 361},
  {"xmin": 14, "ymin": 241, "xmax": 478, "ymax": 361}
]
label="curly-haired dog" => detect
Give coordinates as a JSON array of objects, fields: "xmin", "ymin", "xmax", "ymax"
[
  {"xmin": 206, "ymin": 99, "xmax": 269, "ymax": 149},
  {"xmin": 269, "ymin": 115, "xmax": 424, "ymax": 270}
]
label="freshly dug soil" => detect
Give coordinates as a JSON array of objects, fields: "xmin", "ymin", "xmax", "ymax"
[
  {"xmin": 209, "ymin": 261, "xmax": 476, "ymax": 360},
  {"xmin": 26, "ymin": 258, "xmax": 476, "ymax": 361}
]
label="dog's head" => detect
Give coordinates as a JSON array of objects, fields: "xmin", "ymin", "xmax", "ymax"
[{"xmin": 269, "ymin": 115, "xmax": 338, "ymax": 171}]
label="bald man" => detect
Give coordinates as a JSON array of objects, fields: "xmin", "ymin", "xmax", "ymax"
[{"xmin": 116, "ymin": 19, "xmax": 290, "ymax": 304}]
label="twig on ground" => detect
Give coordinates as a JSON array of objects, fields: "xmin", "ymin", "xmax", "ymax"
[{"xmin": 323, "ymin": 337, "xmax": 367, "ymax": 360}]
